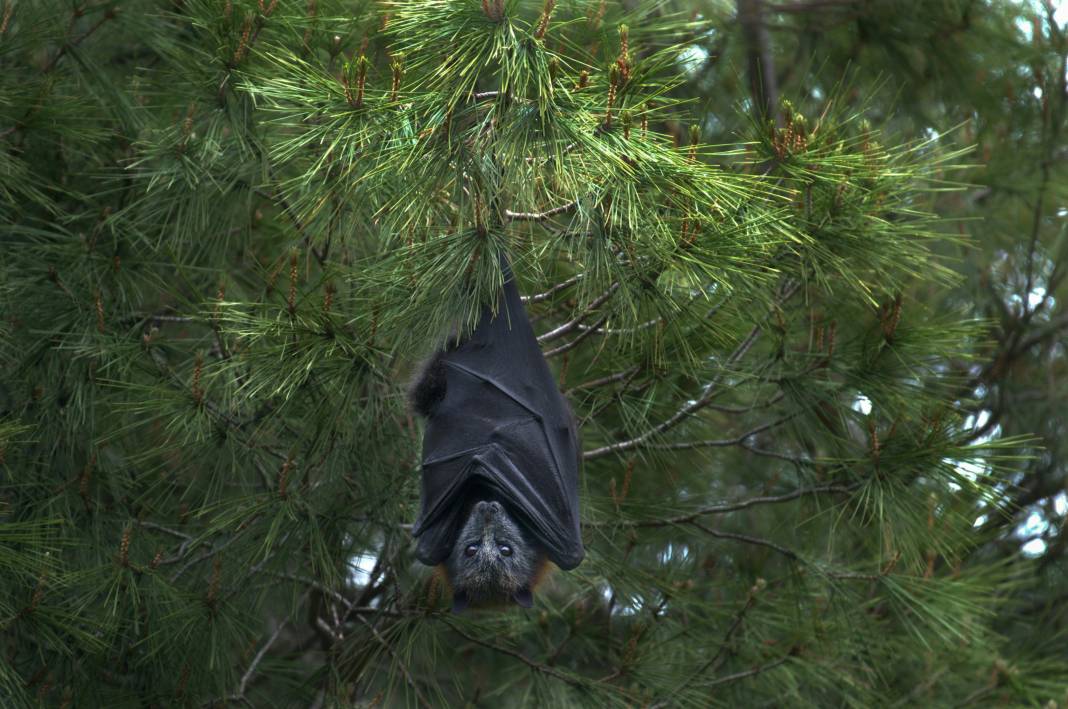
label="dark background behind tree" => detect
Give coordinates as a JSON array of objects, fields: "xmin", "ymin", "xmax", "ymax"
[{"xmin": 1, "ymin": 0, "xmax": 1066, "ymax": 706}]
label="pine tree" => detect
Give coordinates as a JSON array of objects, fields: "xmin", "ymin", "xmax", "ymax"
[
  {"xmin": 1, "ymin": 0, "xmax": 1064, "ymax": 706},
  {"xmin": 676, "ymin": 0, "xmax": 1068, "ymax": 700}
]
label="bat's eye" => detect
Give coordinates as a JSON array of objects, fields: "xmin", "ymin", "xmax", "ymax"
[
  {"xmin": 499, "ymin": 545, "xmax": 513, "ymax": 557},
  {"xmin": 464, "ymin": 544, "xmax": 478, "ymax": 557}
]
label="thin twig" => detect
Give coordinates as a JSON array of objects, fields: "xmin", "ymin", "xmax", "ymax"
[
  {"xmin": 574, "ymin": 315, "xmax": 664, "ymax": 336},
  {"xmin": 445, "ymin": 621, "xmax": 587, "ymax": 689},
  {"xmin": 169, "ymin": 530, "xmax": 248, "ymax": 581},
  {"xmin": 578, "ymin": 367, "xmax": 647, "ymax": 428},
  {"xmin": 704, "ymin": 391, "xmax": 787, "ymax": 414},
  {"xmin": 315, "ymin": 616, "xmax": 342, "ymax": 643},
  {"xmin": 505, "ymin": 200, "xmax": 579, "ymax": 222},
  {"xmin": 355, "ymin": 615, "xmax": 433, "ymax": 708},
  {"xmin": 652, "ymin": 591, "xmax": 758, "ymax": 707},
  {"xmin": 230, "ymin": 614, "xmax": 295, "ymax": 702},
  {"xmin": 537, "ymin": 282, "xmax": 620, "ymax": 343},
  {"xmin": 738, "ymin": 439, "xmax": 812, "ymax": 464},
  {"xmin": 564, "ymin": 366, "xmax": 641, "ymax": 396},
  {"xmin": 593, "ymin": 483, "xmax": 857, "ymax": 528},
  {"xmin": 138, "ymin": 521, "xmax": 192, "ymax": 541},
  {"xmin": 571, "ymin": 291, "xmax": 708, "ymax": 337},
  {"xmin": 264, "ymin": 571, "xmax": 407, "ymax": 618},
  {"xmin": 651, "ymin": 654, "xmax": 789, "ymax": 707},
  {"xmin": 706, "ymin": 655, "xmax": 789, "ymax": 687},
  {"xmin": 689, "ymin": 521, "xmax": 800, "ymax": 561},
  {"xmin": 521, "ymin": 273, "xmax": 583, "ymax": 303},
  {"xmin": 544, "ymin": 310, "xmax": 611, "ymax": 358},
  {"xmin": 642, "ymin": 414, "xmax": 798, "ymax": 450}
]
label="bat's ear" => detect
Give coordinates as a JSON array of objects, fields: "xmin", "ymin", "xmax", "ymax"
[
  {"xmin": 451, "ymin": 590, "xmax": 469, "ymax": 614},
  {"xmin": 512, "ymin": 588, "xmax": 533, "ymax": 608}
]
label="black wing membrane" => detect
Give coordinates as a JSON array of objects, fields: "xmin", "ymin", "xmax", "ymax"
[{"xmin": 412, "ymin": 258, "xmax": 584, "ymax": 571}]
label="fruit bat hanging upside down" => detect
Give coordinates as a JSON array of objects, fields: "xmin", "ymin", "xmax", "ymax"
[{"xmin": 408, "ymin": 256, "xmax": 584, "ymax": 612}]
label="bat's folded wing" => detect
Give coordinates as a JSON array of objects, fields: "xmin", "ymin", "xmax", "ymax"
[{"xmin": 413, "ymin": 429, "xmax": 584, "ymax": 570}]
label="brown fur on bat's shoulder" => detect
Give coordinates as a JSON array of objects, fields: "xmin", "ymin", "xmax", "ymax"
[{"xmin": 432, "ymin": 555, "xmax": 555, "ymax": 610}]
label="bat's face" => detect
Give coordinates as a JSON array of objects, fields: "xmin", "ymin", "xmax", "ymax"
[{"xmin": 445, "ymin": 500, "xmax": 539, "ymax": 611}]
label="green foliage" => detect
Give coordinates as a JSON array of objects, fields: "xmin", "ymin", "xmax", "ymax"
[{"xmin": 1, "ymin": 0, "xmax": 1065, "ymax": 706}]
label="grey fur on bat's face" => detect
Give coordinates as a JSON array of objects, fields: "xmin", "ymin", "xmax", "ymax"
[{"xmin": 445, "ymin": 499, "xmax": 539, "ymax": 612}]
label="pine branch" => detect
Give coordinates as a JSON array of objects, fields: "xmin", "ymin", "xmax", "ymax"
[
  {"xmin": 653, "ymin": 653, "xmax": 790, "ymax": 707},
  {"xmin": 654, "ymin": 585, "xmax": 760, "ymax": 707},
  {"xmin": 584, "ymin": 280, "xmax": 801, "ymax": 459},
  {"xmin": 226, "ymin": 610, "xmax": 300, "ymax": 705},
  {"xmin": 1, "ymin": 6, "xmax": 117, "ymax": 138},
  {"xmin": 642, "ymin": 413, "xmax": 799, "ymax": 451},
  {"xmin": 574, "ymin": 314, "xmax": 665, "ymax": 336},
  {"xmin": 564, "ymin": 365, "xmax": 642, "ymax": 395},
  {"xmin": 3, "ymin": 0, "xmax": 1055, "ymax": 702},
  {"xmin": 444, "ymin": 620, "xmax": 589, "ymax": 690},
  {"xmin": 737, "ymin": 439, "xmax": 813, "ymax": 465},
  {"xmin": 544, "ymin": 310, "xmax": 611, "ymax": 358},
  {"xmin": 169, "ymin": 531, "xmax": 249, "ymax": 582},
  {"xmin": 704, "ymin": 391, "xmax": 787, "ymax": 414},
  {"xmin": 689, "ymin": 520, "xmax": 801, "ymax": 561},
  {"xmin": 706, "ymin": 656, "xmax": 789, "ymax": 688},
  {"xmin": 521, "ymin": 274, "xmax": 583, "ymax": 304},
  {"xmin": 537, "ymin": 282, "xmax": 620, "ymax": 343},
  {"xmin": 355, "ymin": 615, "xmax": 433, "ymax": 709},
  {"xmin": 138, "ymin": 521, "xmax": 192, "ymax": 542},
  {"xmin": 599, "ymin": 483, "xmax": 858, "ymax": 528}
]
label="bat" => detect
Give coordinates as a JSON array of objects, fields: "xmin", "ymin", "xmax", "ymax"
[{"xmin": 408, "ymin": 255, "xmax": 584, "ymax": 611}]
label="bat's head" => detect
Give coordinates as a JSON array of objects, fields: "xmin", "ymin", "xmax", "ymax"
[{"xmin": 445, "ymin": 499, "xmax": 542, "ymax": 612}]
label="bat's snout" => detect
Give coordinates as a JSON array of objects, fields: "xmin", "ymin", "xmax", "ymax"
[{"xmin": 476, "ymin": 500, "xmax": 501, "ymax": 522}]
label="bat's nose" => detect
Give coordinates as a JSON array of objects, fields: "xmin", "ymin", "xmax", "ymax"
[{"xmin": 476, "ymin": 501, "xmax": 500, "ymax": 520}]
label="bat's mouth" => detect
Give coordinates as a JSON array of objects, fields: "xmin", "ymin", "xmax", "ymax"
[{"xmin": 468, "ymin": 567, "xmax": 520, "ymax": 596}]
